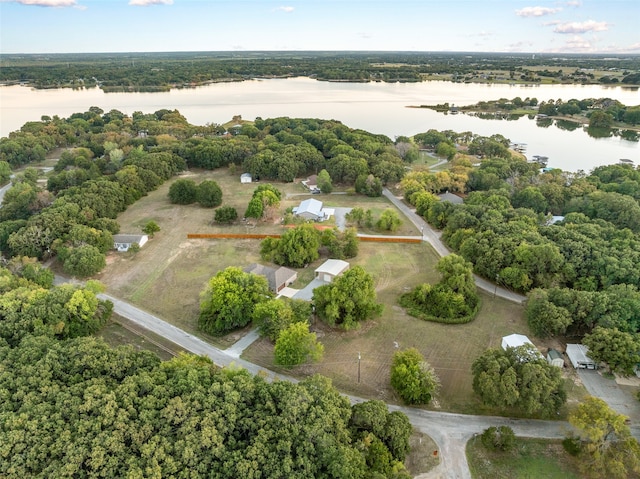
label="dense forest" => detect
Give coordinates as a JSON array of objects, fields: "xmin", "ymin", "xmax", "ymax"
[{"xmin": 1, "ymin": 51, "xmax": 639, "ymax": 90}]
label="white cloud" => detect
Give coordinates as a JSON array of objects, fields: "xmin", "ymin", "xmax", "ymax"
[
  {"xmin": 129, "ymin": 0, "xmax": 173, "ymax": 6},
  {"xmin": 565, "ymin": 1, "xmax": 581, "ymax": 7},
  {"xmin": 276, "ymin": 6, "xmax": 294, "ymax": 13},
  {"xmin": 515, "ymin": 6, "xmax": 562, "ymax": 17},
  {"xmin": 554, "ymin": 20, "xmax": 609, "ymax": 34},
  {"xmin": 12, "ymin": 0, "xmax": 77, "ymax": 6}
]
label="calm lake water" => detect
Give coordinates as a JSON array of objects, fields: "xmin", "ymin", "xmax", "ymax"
[{"xmin": 1, "ymin": 77, "xmax": 639, "ymax": 172}]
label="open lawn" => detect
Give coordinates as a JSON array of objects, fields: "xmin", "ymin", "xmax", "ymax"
[
  {"xmin": 97, "ymin": 166, "xmax": 586, "ymax": 414},
  {"xmin": 466, "ymin": 436, "xmax": 583, "ymax": 479}
]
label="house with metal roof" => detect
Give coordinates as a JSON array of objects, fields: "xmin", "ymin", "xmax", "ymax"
[
  {"xmin": 566, "ymin": 344, "xmax": 597, "ymax": 369},
  {"xmin": 315, "ymin": 259, "xmax": 349, "ymax": 283},
  {"xmin": 292, "ymin": 198, "xmax": 329, "ymax": 221},
  {"xmin": 113, "ymin": 234, "xmax": 148, "ymax": 252}
]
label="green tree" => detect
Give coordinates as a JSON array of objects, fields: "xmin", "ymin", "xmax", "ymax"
[
  {"xmin": 198, "ymin": 266, "xmax": 273, "ymax": 335},
  {"xmin": 583, "ymin": 327, "xmax": 640, "ymax": 375},
  {"xmin": 261, "ymin": 223, "xmax": 320, "ymax": 268},
  {"xmin": 196, "ymin": 179, "xmax": 223, "ymax": 207},
  {"xmin": 313, "ymin": 266, "xmax": 383, "ymax": 330},
  {"xmin": 376, "ymin": 208, "xmax": 402, "ymax": 232},
  {"xmin": 589, "ymin": 110, "xmax": 614, "ymax": 129},
  {"xmin": 390, "ymin": 348, "xmax": 440, "ymax": 405},
  {"xmin": 570, "ymin": 396, "xmax": 640, "ymax": 479},
  {"xmin": 317, "ymin": 168, "xmax": 333, "ymax": 193},
  {"xmin": 481, "ymin": 426, "xmax": 516, "ymax": 451},
  {"xmin": 59, "ymin": 245, "xmax": 106, "ymax": 278},
  {"xmin": 252, "ymin": 298, "xmax": 297, "ymax": 341},
  {"xmin": 0, "ymin": 160, "xmax": 11, "ymax": 184},
  {"xmin": 142, "ymin": 220, "xmax": 160, "ymax": 237},
  {"xmin": 472, "ymin": 344, "xmax": 566, "ymax": 417},
  {"xmin": 274, "ymin": 322, "xmax": 324, "ymax": 367},
  {"xmin": 214, "ymin": 205, "xmax": 238, "ymax": 224},
  {"xmin": 168, "ymin": 178, "xmax": 197, "ymax": 204}
]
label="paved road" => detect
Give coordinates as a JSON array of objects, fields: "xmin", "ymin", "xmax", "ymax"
[
  {"xmin": 382, "ymin": 188, "xmax": 527, "ymax": 304},
  {"xmin": 91, "ymin": 289, "xmax": 573, "ymax": 479}
]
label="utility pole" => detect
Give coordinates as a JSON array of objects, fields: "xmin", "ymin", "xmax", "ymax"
[{"xmin": 357, "ymin": 352, "xmax": 361, "ymax": 383}]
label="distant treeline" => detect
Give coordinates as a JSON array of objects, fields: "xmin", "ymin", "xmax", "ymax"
[{"xmin": 1, "ymin": 51, "xmax": 639, "ymax": 90}]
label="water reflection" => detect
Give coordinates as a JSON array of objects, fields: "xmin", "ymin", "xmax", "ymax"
[{"xmin": 555, "ymin": 120, "xmax": 581, "ymax": 132}]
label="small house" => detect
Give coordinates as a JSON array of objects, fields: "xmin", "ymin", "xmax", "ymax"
[
  {"xmin": 113, "ymin": 234, "xmax": 148, "ymax": 252},
  {"xmin": 244, "ymin": 263, "xmax": 297, "ymax": 293},
  {"xmin": 314, "ymin": 259, "xmax": 349, "ymax": 283},
  {"xmin": 240, "ymin": 173, "xmax": 252, "ymax": 184},
  {"xmin": 547, "ymin": 349, "xmax": 564, "ymax": 368},
  {"xmin": 566, "ymin": 344, "xmax": 597, "ymax": 369},
  {"xmin": 292, "ymin": 198, "xmax": 328, "ymax": 222}
]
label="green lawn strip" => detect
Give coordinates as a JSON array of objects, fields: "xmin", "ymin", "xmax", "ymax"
[{"xmin": 466, "ymin": 436, "xmax": 582, "ymax": 479}]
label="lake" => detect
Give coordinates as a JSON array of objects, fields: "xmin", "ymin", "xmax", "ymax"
[{"xmin": 1, "ymin": 77, "xmax": 639, "ymax": 172}]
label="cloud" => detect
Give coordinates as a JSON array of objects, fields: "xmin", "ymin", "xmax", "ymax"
[
  {"xmin": 129, "ymin": 0, "xmax": 173, "ymax": 6},
  {"xmin": 276, "ymin": 6, "xmax": 294, "ymax": 13},
  {"xmin": 564, "ymin": 1, "xmax": 581, "ymax": 6},
  {"xmin": 472, "ymin": 31, "xmax": 494, "ymax": 38},
  {"xmin": 11, "ymin": 0, "xmax": 77, "ymax": 6},
  {"xmin": 554, "ymin": 20, "xmax": 609, "ymax": 34},
  {"xmin": 515, "ymin": 6, "xmax": 562, "ymax": 17}
]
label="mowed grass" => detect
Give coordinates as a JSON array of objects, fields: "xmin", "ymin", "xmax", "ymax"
[
  {"xmin": 98, "ymin": 166, "xmax": 549, "ymax": 412},
  {"xmin": 466, "ymin": 436, "xmax": 582, "ymax": 479}
]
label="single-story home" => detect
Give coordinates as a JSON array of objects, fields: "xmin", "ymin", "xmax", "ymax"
[
  {"xmin": 438, "ymin": 191, "xmax": 464, "ymax": 204},
  {"xmin": 240, "ymin": 173, "xmax": 252, "ymax": 184},
  {"xmin": 113, "ymin": 234, "xmax": 148, "ymax": 252},
  {"xmin": 566, "ymin": 344, "xmax": 597, "ymax": 369},
  {"xmin": 292, "ymin": 198, "xmax": 330, "ymax": 222},
  {"xmin": 547, "ymin": 349, "xmax": 564, "ymax": 368},
  {"xmin": 244, "ymin": 263, "xmax": 297, "ymax": 293},
  {"xmin": 315, "ymin": 259, "xmax": 349, "ymax": 283}
]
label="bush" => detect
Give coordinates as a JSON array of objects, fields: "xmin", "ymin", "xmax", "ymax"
[
  {"xmin": 562, "ymin": 435, "xmax": 582, "ymax": 456},
  {"xmin": 390, "ymin": 348, "xmax": 439, "ymax": 405},
  {"xmin": 168, "ymin": 178, "xmax": 197, "ymax": 204},
  {"xmin": 214, "ymin": 205, "xmax": 238, "ymax": 224},
  {"xmin": 196, "ymin": 180, "xmax": 223, "ymax": 207},
  {"xmin": 481, "ymin": 426, "xmax": 516, "ymax": 452}
]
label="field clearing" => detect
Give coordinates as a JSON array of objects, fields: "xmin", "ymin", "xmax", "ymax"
[{"xmin": 97, "ymin": 166, "xmax": 573, "ymax": 413}]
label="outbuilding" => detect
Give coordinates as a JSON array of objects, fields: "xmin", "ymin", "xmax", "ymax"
[
  {"xmin": 547, "ymin": 349, "xmax": 564, "ymax": 368},
  {"xmin": 501, "ymin": 333, "xmax": 534, "ymax": 351},
  {"xmin": 314, "ymin": 259, "xmax": 349, "ymax": 283},
  {"xmin": 113, "ymin": 234, "xmax": 148, "ymax": 252},
  {"xmin": 292, "ymin": 198, "xmax": 328, "ymax": 221},
  {"xmin": 240, "ymin": 173, "xmax": 252, "ymax": 184},
  {"xmin": 566, "ymin": 344, "xmax": 597, "ymax": 369}
]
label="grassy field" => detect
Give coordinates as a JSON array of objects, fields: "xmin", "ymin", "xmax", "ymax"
[
  {"xmin": 97, "ymin": 166, "xmax": 585, "ymax": 414},
  {"xmin": 466, "ymin": 436, "xmax": 583, "ymax": 479}
]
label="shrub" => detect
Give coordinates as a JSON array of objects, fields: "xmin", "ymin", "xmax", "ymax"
[{"xmin": 481, "ymin": 426, "xmax": 516, "ymax": 452}]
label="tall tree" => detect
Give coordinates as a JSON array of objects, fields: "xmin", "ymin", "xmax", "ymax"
[
  {"xmin": 570, "ymin": 396, "xmax": 640, "ymax": 479},
  {"xmin": 390, "ymin": 348, "xmax": 440, "ymax": 405},
  {"xmin": 313, "ymin": 266, "xmax": 382, "ymax": 330},
  {"xmin": 198, "ymin": 266, "xmax": 273, "ymax": 335},
  {"xmin": 274, "ymin": 322, "xmax": 324, "ymax": 367}
]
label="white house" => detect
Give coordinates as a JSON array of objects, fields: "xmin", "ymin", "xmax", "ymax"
[
  {"xmin": 315, "ymin": 259, "xmax": 349, "ymax": 282},
  {"xmin": 292, "ymin": 198, "xmax": 329, "ymax": 221},
  {"xmin": 240, "ymin": 173, "xmax": 252, "ymax": 184},
  {"xmin": 566, "ymin": 344, "xmax": 597, "ymax": 369},
  {"xmin": 113, "ymin": 234, "xmax": 148, "ymax": 252}
]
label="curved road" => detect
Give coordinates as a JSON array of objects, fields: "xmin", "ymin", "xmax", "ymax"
[
  {"xmin": 382, "ymin": 188, "xmax": 526, "ymax": 304},
  {"xmin": 97, "ymin": 292, "xmax": 572, "ymax": 479}
]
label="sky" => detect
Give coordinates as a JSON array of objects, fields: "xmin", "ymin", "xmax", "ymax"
[{"xmin": 1, "ymin": 0, "xmax": 639, "ymax": 54}]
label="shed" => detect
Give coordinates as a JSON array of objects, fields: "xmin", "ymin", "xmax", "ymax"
[
  {"xmin": 501, "ymin": 333, "xmax": 534, "ymax": 351},
  {"xmin": 315, "ymin": 259, "xmax": 349, "ymax": 283},
  {"xmin": 240, "ymin": 173, "xmax": 252, "ymax": 184},
  {"xmin": 113, "ymin": 234, "xmax": 148, "ymax": 252},
  {"xmin": 566, "ymin": 344, "xmax": 597, "ymax": 369},
  {"xmin": 547, "ymin": 349, "xmax": 564, "ymax": 368},
  {"xmin": 244, "ymin": 263, "xmax": 297, "ymax": 293}
]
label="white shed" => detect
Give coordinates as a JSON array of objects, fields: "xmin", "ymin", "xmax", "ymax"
[
  {"xmin": 566, "ymin": 344, "xmax": 597, "ymax": 369},
  {"xmin": 547, "ymin": 349, "xmax": 564, "ymax": 368},
  {"xmin": 315, "ymin": 259, "xmax": 349, "ymax": 283},
  {"xmin": 240, "ymin": 173, "xmax": 252, "ymax": 184}
]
